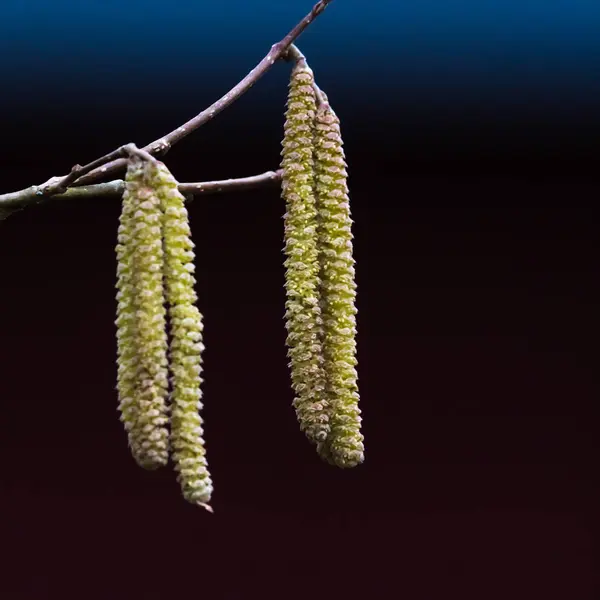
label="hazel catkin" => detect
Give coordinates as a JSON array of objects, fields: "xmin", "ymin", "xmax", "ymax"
[
  {"xmin": 313, "ymin": 101, "xmax": 364, "ymax": 468},
  {"xmin": 152, "ymin": 161, "xmax": 213, "ymax": 510},
  {"xmin": 280, "ymin": 60, "xmax": 330, "ymax": 446},
  {"xmin": 115, "ymin": 158, "xmax": 170, "ymax": 470}
]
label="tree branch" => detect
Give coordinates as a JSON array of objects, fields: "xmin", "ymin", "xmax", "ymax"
[
  {"xmin": 37, "ymin": 142, "xmax": 159, "ymax": 197},
  {"xmin": 180, "ymin": 169, "xmax": 282, "ymax": 197},
  {"xmin": 0, "ymin": 0, "xmax": 333, "ymax": 214},
  {"xmin": 0, "ymin": 169, "xmax": 283, "ymax": 212},
  {"xmin": 70, "ymin": 0, "xmax": 335, "ymax": 188}
]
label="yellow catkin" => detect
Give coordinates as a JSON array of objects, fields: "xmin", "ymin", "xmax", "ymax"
[
  {"xmin": 115, "ymin": 158, "xmax": 170, "ymax": 470},
  {"xmin": 151, "ymin": 162, "xmax": 213, "ymax": 510},
  {"xmin": 280, "ymin": 60, "xmax": 330, "ymax": 446},
  {"xmin": 314, "ymin": 102, "xmax": 364, "ymax": 468}
]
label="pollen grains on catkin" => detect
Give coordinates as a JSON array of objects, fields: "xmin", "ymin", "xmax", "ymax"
[
  {"xmin": 151, "ymin": 161, "xmax": 213, "ymax": 511},
  {"xmin": 280, "ymin": 59, "xmax": 330, "ymax": 446},
  {"xmin": 313, "ymin": 101, "xmax": 364, "ymax": 468},
  {"xmin": 115, "ymin": 157, "xmax": 170, "ymax": 470}
]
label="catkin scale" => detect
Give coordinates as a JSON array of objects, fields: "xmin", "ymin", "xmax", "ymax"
[
  {"xmin": 281, "ymin": 60, "xmax": 330, "ymax": 445},
  {"xmin": 115, "ymin": 158, "xmax": 170, "ymax": 469},
  {"xmin": 313, "ymin": 102, "xmax": 364, "ymax": 468}
]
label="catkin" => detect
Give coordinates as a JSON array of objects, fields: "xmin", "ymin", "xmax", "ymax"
[
  {"xmin": 281, "ymin": 60, "xmax": 330, "ymax": 445},
  {"xmin": 314, "ymin": 102, "xmax": 364, "ymax": 468},
  {"xmin": 152, "ymin": 162, "xmax": 213, "ymax": 510},
  {"xmin": 115, "ymin": 158, "xmax": 170, "ymax": 469}
]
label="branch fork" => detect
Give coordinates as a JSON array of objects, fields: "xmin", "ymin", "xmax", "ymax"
[{"xmin": 0, "ymin": 0, "xmax": 335, "ymax": 213}]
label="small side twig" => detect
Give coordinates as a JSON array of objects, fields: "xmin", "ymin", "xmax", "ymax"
[
  {"xmin": 0, "ymin": 169, "xmax": 283, "ymax": 212},
  {"xmin": 0, "ymin": 0, "xmax": 333, "ymax": 213},
  {"xmin": 181, "ymin": 169, "xmax": 282, "ymax": 197},
  {"xmin": 40, "ymin": 143, "xmax": 157, "ymax": 197},
  {"xmin": 73, "ymin": 0, "xmax": 335, "ymax": 188}
]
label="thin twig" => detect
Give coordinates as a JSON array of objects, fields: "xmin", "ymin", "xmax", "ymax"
[
  {"xmin": 40, "ymin": 143, "xmax": 157, "ymax": 197},
  {"xmin": 181, "ymin": 169, "xmax": 282, "ymax": 196},
  {"xmin": 1, "ymin": 0, "xmax": 333, "ymax": 212},
  {"xmin": 122, "ymin": 143, "xmax": 158, "ymax": 164},
  {"xmin": 0, "ymin": 170, "xmax": 283, "ymax": 211},
  {"xmin": 40, "ymin": 145, "xmax": 133, "ymax": 196},
  {"xmin": 72, "ymin": 0, "xmax": 335, "ymax": 188}
]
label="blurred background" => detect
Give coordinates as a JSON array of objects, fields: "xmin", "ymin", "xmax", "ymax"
[{"xmin": 0, "ymin": 1, "xmax": 598, "ymax": 598}]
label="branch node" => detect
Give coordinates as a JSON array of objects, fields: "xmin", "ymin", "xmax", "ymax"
[
  {"xmin": 123, "ymin": 143, "xmax": 157, "ymax": 163},
  {"xmin": 149, "ymin": 138, "xmax": 171, "ymax": 156}
]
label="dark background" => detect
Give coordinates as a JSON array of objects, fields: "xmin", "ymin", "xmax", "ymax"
[{"xmin": 0, "ymin": 1, "xmax": 598, "ymax": 598}]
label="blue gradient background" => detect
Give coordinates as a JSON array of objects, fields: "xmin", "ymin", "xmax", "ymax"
[
  {"xmin": 0, "ymin": 2, "xmax": 598, "ymax": 599},
  {"xmin": 2, "ymin": 0, "xmax": 600, "ymax": 173},
  {"xmin": 2, "ymin": 0, "xmax": 600, "ymax": 110}
]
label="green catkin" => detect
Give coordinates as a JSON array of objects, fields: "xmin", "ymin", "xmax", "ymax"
[
  {"xmin": 151, "ymin": 162, "xmax": 213, "ymax": 511},
  {"xmin": 281, "ymin": 60, "xmax": 330, "ymax": 445},
  {"xmin": 115, "ymin": 174, "xmax": 141, "ymax": 460},
  {"xmin": 314, "ymin": 102, "xmax": 364, "ymax": 468},
  {"xmin": 115, "ymin": 158, "xmax": 170, "ymax": 469}
]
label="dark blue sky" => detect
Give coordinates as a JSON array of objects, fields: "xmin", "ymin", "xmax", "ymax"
[
  {"xmin": 2, "ymin": 0, "xmax": 600, "ymax": 179},
  {"xmin": 2, "ymin": 0, "xmax": 599, "ymax": 116}
]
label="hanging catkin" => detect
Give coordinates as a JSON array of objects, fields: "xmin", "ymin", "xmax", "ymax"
[
  {"xmin": 152, "ymin": 161, "xmax": 213, "ymax": 510},
  {"xmin": 281, "ymin": 60, "xmax": 330, "ymax": 446},
  {"xmin": 115, "ymin": 158, "xmax": 170, "ymax": 469},
  {"xmin": 313, "ymin": 101, "xmax": 364, "ymax": 468}
]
